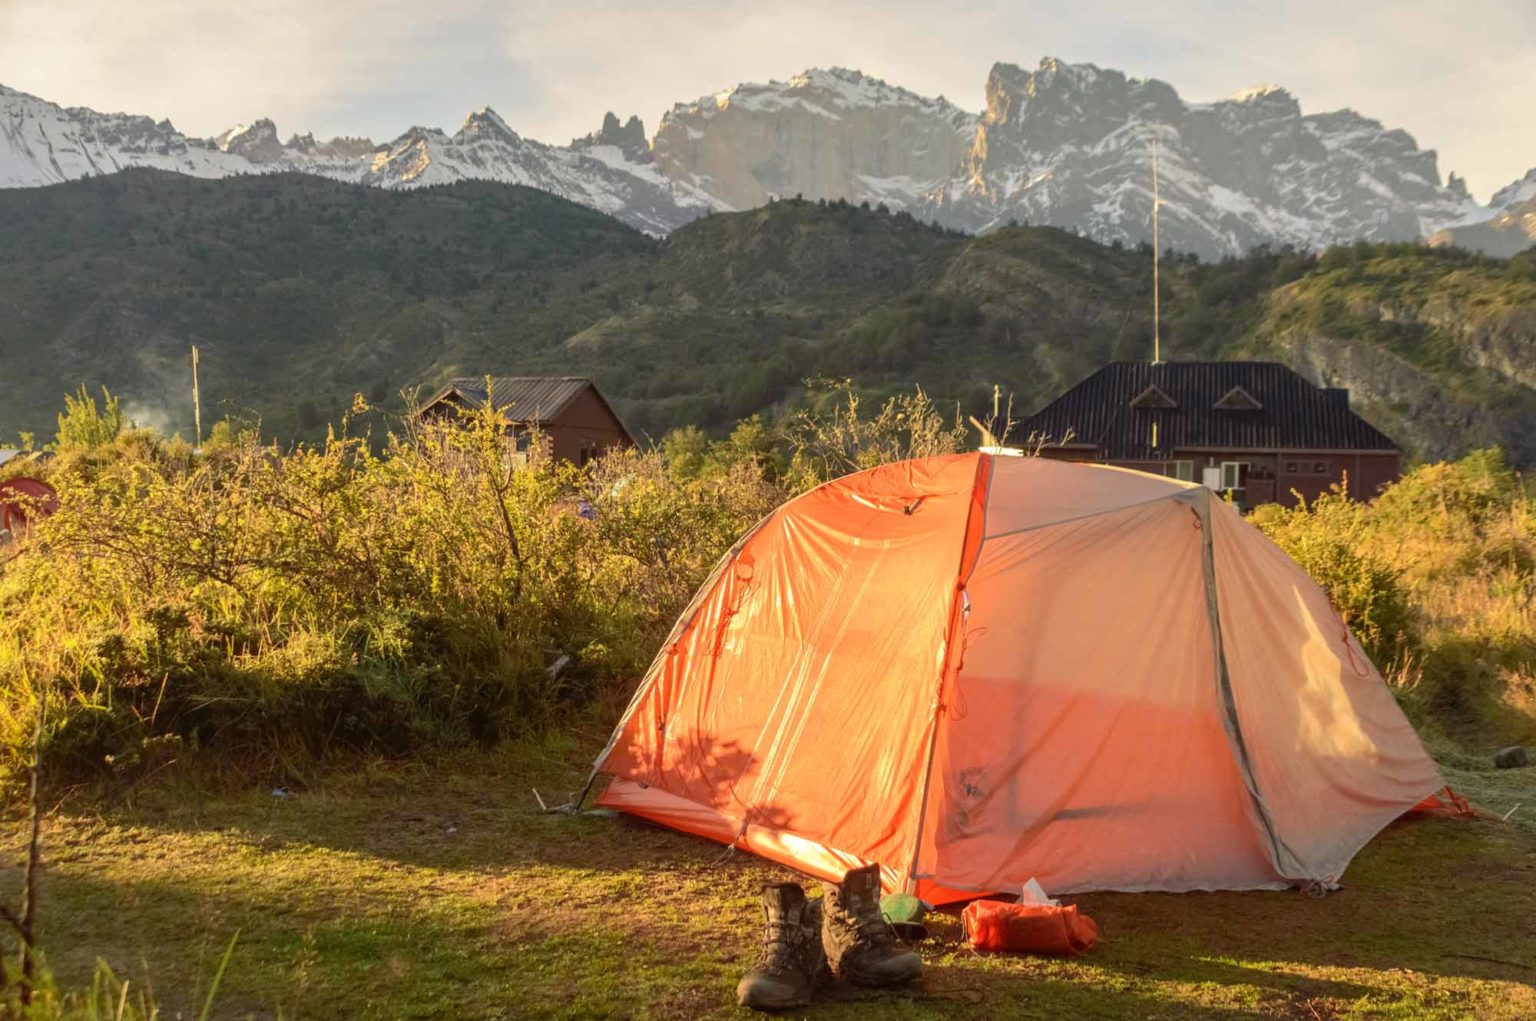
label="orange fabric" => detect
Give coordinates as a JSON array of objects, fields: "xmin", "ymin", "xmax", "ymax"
[
  {"xmin": 961, "ymin": 899, "xmax": 1099, "ymax": 955},
  {"xmin": 591, "ymin": 455, "xmax": 1443, "ymax": 900},
  {"xmin": 917, "ymin": 496, "xmax": 1277, "ymax": 895},
  {"xmin": 597, "ymin": 455, "xmax": 982, "ymax": 877},
  {"xmin": 1413, "ymin": 787, "xmax": 1474, "ymax": 816}
]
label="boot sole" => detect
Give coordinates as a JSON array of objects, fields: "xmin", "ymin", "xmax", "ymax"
[
  {"xmin": 842, "ymin": 965, "xmax": 922, "ymax": 987},
  {"xmin": 737, "ymin": 992, "xmax": 812, "ymax": 1011}
]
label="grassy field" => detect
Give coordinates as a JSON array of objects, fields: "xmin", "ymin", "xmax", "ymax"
[{"xmin": 5, "ymin": 733, "xmax": 1534, "ymax": 1021}]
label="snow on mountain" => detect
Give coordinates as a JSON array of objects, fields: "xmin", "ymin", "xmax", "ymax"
[
  {"xmin": 927, "ymin": 58, "xmax": 1486, "ymax": 256},
  {"xmin": 651, "ymin": 68, "xmax": 978, "ymax": 212},
  {"xmin": 2, "ymin": 60, "xmax": 1527, "ymax": 256},
  {"xmin": 1489, "ymin": 167, "xmax": 1536, "ymax": 217},
  {"xmin": 1430, "ymin": 166, "xmax": 1536, "ymax": 257},
  {"xmin": 0, "ymin": 83, "xmax": 250, "ymax": 185},
  {"xmin": 0, "ymin": 85, "xmax": 712, "ymax": 235},
  {"xmin": 350, "ymin": 107, "xmax": 716, "ymax": 234}
]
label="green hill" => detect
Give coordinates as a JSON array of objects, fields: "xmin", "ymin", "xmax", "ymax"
[{"xmin": 3, "ymin": 169, "xmax": 1535, "ymax": 459}]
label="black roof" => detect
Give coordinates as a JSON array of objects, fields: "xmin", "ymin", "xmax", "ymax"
[
  {"xmin": 1019, "ymin": 362, "xmax": 1398, "ymax": 459},
  {"xmin": 421, "ymin": 377, "xmax": 610, "ymax": 425}
]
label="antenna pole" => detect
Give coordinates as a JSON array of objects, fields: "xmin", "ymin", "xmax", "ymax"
[
  {"xmin": 192, "ymin": 345, "xmax": 202, "ymax": 450},
  {"xmin": 1152, "ymin": 136, "xmax": 1161, "ymax": 365}
]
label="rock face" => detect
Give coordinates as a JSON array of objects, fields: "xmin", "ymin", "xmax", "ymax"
[
  {"xmin": 213, "ymin": 119, "xmax": 288, "ymax": 163},
  {"xmin": 573, "ymin": 112, "xmax": 648, "ymax": 158},
  {"xmin": 2, "ymin": 60, "xmax": 1528, "ymax": 255},
  {"xmin": 1490, "ymin": 168, "xmax": 1536, "ymax": 216},
  {"xmin": 1250, "ymin": 268, "xmax": 1536, "ymax": 464},
  {"xmin": 652, "ymin": 68, "xmax": 977, "ymax": 211},
  {"xmin": 928, "ymin": 59, "xmax": 1484, "ymax": 256},
  {"xmin": 1429, "ymin": 168, "xmax": 1536, "ymax": 258}
]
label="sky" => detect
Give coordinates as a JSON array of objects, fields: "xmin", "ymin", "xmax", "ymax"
[{"xmin": 2, "ymin": 0, "xmax": 1532, "ymax": 200}]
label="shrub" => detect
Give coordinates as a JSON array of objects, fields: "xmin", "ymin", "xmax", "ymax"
[
  {"xmin": 0, "ymin": 404, "xmax": 781, "ymax": 787},
  {"xmin": 1252, "ymin": 451, "xmax": 1536, "ymax": 744},
  {"xmin": 1249, "ymin": 489, "xmax": 1416, "ymax": 666},
  {"xmin": 52, "ymin": 386, "xmax": 123, "ymax": 453}
]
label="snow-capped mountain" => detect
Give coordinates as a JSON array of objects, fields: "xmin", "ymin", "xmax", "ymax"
[
  {"xmin": 926, "ymin": 58, "xmax": 1488, "ymax": 256},
  {"xmin": 0, "ymin": 85, "xmax": 712, "ymax": 234},
  {"xmin": 1488, "ymin": 168, "xmax": 1536, "ymax": 218},
  {"xmin": 3, "ymin": 60, "xmax": 1529, "ymax": 256},
  {"xmin": 651, "ymin": 68, "xmax": 978, "ymax": 212},
  {"xmin": 1429, "ymin": 186, "xmax": 1536, "ymax": 258},
  {"xmin": 1, "ymin": 83, "xmax": 254, "ymax": 184},
  {"xmin": 347, "ymin": 107, "xmax": 716, "ymax": 233}
]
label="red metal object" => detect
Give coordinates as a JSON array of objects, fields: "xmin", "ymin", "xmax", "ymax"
[{"xmin": 0, "ymin": 477, "xmax": 58, "ymax": 539}]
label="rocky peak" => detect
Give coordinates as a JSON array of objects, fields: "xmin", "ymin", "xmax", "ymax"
[
  {"xmin": 213, "ymin": 118, "xmax": 285, "ymax": 162},
  {"xmin": 457, "ymin": 107, "xmax": 519, "ymax": 144},
  {"xmin": 980, "ymin": 58, "xmax": 1182, "ymax": 150},
  {"xmin": 573, "ymin": 111, "xmax": 648, "ymax": 157},
  {"xmin": 287, "ymin": 132, "xmax": 377, "ymax": 160},
  {"xmin": 787, "ymin": 67, "xmax": 870, "ymax": 90},
  {"xmin": 1490, "ymin": 167, "xmax": 1536, "ymax": 215},
  {"xmin": 1211, "ymin": 84, "xmax": 1302, "ymax": 127}
]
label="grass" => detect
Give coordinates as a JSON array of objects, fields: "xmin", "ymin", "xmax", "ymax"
[{"xmin": 5, "ymin": 732, "xmax": 1534, "ymax": 1020}]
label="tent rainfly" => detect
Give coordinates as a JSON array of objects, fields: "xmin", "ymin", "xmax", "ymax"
[{"xmin": 586, "ymin": 454, "xmax": 1442, "ymax": 902}]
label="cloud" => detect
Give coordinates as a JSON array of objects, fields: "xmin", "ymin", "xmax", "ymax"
[
  {"xmin": 2, "ymin": 0, "xmax": 1530, "ymax": 197},
  {"xmin": 0, "ymin": 0, "xmax": 518, "ymax": 141}
]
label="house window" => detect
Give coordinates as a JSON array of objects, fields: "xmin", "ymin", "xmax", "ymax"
[
  {"xmin": 1313, "ymin": 460, "xmax": 1328, "ymax": 475},
  {"xmin": 1284, "ymin": 460, "xmax": 1299, "ymax": 474},
  {"xmin": 1169, "ymin": 460, "xmax": 1195, "ymax": 482},
  {"xmin": 1129, "ymin": 385, "xmax": 1178, "ymax": 409},
  {"xmin": 1220, "ymin": 461, "xmax": 1249, "ymax": 491},
  {"xmin": 1213, "ymin": 386, "xmax": 1263, "ymax": 411}
]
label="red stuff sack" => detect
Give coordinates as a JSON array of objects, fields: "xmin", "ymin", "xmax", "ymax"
[{"xmin": 961, "ymin": 899, "xmax": 1099, "ymax": 955}]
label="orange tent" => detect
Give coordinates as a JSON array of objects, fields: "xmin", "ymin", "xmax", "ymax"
[{"xmin": 587, "ymin": 454, "xmax": 1441, "ymax": 901}]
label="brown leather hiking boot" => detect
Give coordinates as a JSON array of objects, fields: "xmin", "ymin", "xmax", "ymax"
[
  {"xmin": 736, "ymin": 883, "xmax": 828, "ymax": 1010},
  {"xmin": 821, "ymin": 865, "xmax": 922, "ymax": 986}
]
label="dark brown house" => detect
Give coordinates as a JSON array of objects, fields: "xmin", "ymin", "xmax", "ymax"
[
  {"xmin": 418, "ymin": 377, "xmax": 634, "ymax": 465},
  {"xmin": 1018, "ymin": 362, "xmax": 1400, "ymax": 507}
]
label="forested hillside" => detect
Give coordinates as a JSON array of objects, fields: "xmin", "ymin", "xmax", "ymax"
[{"xmin": 3, "ymin": 169, "xmax": 1534, "ymax": 459}]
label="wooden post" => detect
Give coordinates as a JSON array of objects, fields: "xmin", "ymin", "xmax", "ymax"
[{"xmin": 192, "ymin": 345, "xmax": 203, "ymax": 450}]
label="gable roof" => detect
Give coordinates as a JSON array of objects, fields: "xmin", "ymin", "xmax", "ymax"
[
  {"xmin": 421, "ymin": 377, "xmax": 618, "ymax": 428},
  {"xmin": 1020, "ymin": 362, "xmax": 1398, "ymax": 459}
]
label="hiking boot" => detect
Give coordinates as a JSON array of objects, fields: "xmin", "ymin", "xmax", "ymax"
[
  {"xmin": 736, "ymin": 883, "xmax": 828, "ymax": 1011},
  {"xmin": 821, "ymin": 864, "xmax": 922, "ymax": 986}
]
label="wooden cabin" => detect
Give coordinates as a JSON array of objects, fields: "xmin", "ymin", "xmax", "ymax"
[
  {"xmin": 417, "ymin": 377, "xmax": 633, "ymax": 465},
  {"xmin": 1018, "ymin": 362, "xmax": 1401, "ymax": 508}
]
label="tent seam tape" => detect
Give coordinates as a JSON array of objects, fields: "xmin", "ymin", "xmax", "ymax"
[
  {"xmin": 1189, "ymin": 490, "xmax": 1309, "ymax": 881},
  {"xmin": 904, "ymin": 452, "xmax": 993, "ymax": 892}
]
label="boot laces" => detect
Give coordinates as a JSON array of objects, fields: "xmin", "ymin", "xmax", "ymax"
[
  {"xmin": 755, "ymin": 920, "xmax": 810, "ymax": 975},
  {"xmin": 834, "ymin": 893, "xmax": 896, "ymax": 949}
]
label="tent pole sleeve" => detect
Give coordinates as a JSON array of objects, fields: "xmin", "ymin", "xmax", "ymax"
[
  {"xmin": 904, "ymin": 453, "xmax": 993, "ymax": 892},
  {"xmin": 1182, "ymin": 488, "xmax": 1307, "ymax": 880}
]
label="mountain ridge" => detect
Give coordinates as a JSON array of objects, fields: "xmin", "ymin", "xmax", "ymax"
[{"xmin": 3, "ymin": 59, "xmax": 1528, "ymax": 256}]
